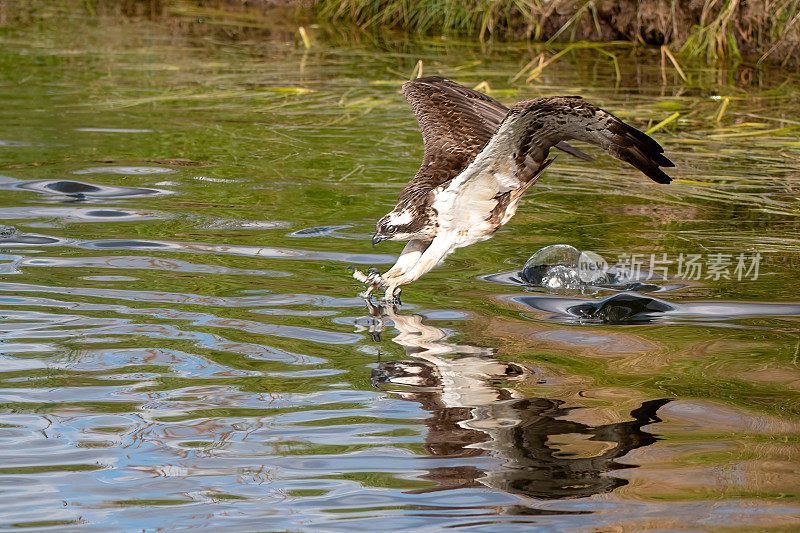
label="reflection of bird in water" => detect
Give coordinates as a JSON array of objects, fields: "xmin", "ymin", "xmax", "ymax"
[
  {"xmin": 358, "ymin": 301, "xmax": 669, "ymax": 500},
  {"xmin": 352, "ymin": 77, "xmax": 674, "ymax": 301}
]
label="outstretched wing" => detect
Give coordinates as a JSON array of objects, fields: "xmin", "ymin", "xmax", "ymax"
[
  {"xmin": 401, "ymin": 76, "xmax": 509, "ymax": 192},
  {"xmin": 432, "ymin": 96, "xmax": 673, "ymax": 233},
  {"xmin": 400, "ymin": 77, "xmax": 594, "ymax": 197},
  {"xmin": 502, "ymin": 96, "xmax": 674, "ymax": 184}
]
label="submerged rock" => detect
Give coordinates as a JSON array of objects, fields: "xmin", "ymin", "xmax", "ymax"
[{"xmin": 567, "ymin": 293, "xmax": 674, "ymax": 323}]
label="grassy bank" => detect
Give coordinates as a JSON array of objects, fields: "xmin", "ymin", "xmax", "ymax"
[
  {"xmin": 317, "ymin": 0, "xmax": 799, "ymax": 63},
  {"xmin": 2, "ymin": 0, "xmax": 798, "ymax": 64}
]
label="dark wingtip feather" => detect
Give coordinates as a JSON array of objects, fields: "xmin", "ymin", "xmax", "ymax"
[
  {"xmin": 647, "ymin": 168, "xmax": 672, "ymax": 184},
  {"xmin": 654, "ymin": 153, "xmax": 675, "ymax": 167},
  {"xmin": 641, "ymin": 149, "xmax": 674, "ymax": 183},
  {"xmin": 617, "ymin": 122, "xmax": 674, "ymax": 184},
  {"xmin": 620, "ymin": 145, "xmax": 673, "ymax": 184}
]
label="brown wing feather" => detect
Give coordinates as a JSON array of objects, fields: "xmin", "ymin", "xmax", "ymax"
[
  {"xmin": 399, "ymin": 77, "xmax": 594, "ymax": 204},
  {"xmin": 505, "ymin": 96, "xmax": 674, "ymax": 184},
  {"xmin": 401, "ymin": 76, "xmax": 508, "ymax": 194}
]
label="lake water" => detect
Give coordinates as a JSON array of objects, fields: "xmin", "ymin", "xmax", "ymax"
[{"xmin": 1, "ymin": 4, "xmax": 800, "ymax": 531}]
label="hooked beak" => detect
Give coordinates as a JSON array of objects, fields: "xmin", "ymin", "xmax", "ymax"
[{"xmin": 372, "ymin": 232, "xmax": 386, "ymax": 247}]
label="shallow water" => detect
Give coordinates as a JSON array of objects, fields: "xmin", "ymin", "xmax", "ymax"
[{"xmin": 1, "ymin": 4, "xmax": 800, "ymax": 531}]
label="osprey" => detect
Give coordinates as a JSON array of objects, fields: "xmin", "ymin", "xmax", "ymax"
[{"xmin": 353, "ymin": 76, "xmax": 674, "ymax": 301}]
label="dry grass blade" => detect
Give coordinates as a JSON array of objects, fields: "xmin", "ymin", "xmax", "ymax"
[
  {"xmin": 511, "ymin": 53, "xmax": 543, "ymax": 83},
  {"xmin": 298, "ymin": 26, "xmax": 311, "ymax": 49},
  {"xmin": 545, "ymin": 0, "xmax": 593, "ymax": 44},
  {"xmin": 714, "ymin": 97, "xmax": 730, "ymax": 122},
  {"xmin": 758, "ymin": 9, "xmax": 800, "ymax": 65},
  {"xmin": 661, "ymin": 46, "xmax": 687, "ymax": 82},
  {"xmin": 525, "ymin": 46, "xmax": 574, "ymax": 82},
  {"xmin": 595, "ymin": 47, "xmax": 621, "ymax": 84},
  {"xmin": 707, "ymin": 126, "xmax": 799, "ymax": 138},
  {"xmin": 410, "ymin": 59, "xmax": 423, "ymax": 80},
  {"xmin": 645, "ymin": 112, "xmax": 681, "ymax": 134}
]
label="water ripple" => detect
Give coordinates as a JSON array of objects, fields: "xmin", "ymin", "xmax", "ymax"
[
  {"xmin": 73, "ymin": 166, "xmax": 176, "ymax": 175},
  {"xmin": 20, "ymin": 255, "xmax": 289, "ymax": 277},
  {"xmin": 504, "ymin": 292, "xmax": 800, "ymax": 325},
  {"xmin": 0, "ymin": 232, "xmax": 395, "ymax": 264},
  {"xmin": 0, "ymin": 206, "xmax": 165, "ymax": 222},
  {"xmin": 0, "ymin": 286, "xmax": 360, "ymax": 345},
  {"xmin": 1, "ymin": 178, "xmax": 172, "ymax": 200}
]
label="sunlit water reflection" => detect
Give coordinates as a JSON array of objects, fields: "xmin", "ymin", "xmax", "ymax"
[{"xmin": 0, "ymin": 4, "xmax": 799, "ymax": 531}]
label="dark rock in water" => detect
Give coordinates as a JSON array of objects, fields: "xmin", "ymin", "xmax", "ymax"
[
  {"xmin": 567, "ymin": 293, "xmax": 674, "ymax": 323},
  {"xmin": 44, "ymin": 180, "xmax": 102, "ymax": 194}
]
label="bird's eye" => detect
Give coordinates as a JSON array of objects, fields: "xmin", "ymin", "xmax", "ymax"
[{"xmin": 385, "ymin": 225, "xmax": 397, "ymax": 234}]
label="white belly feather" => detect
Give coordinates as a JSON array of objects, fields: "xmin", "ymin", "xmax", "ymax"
[{"xmin": 432, "ymin": 138, "xmax": 522, "ymax": 249}]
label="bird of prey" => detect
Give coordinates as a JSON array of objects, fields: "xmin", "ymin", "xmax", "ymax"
[{"xmin": 352, "ymin": 76, "xmax": 674, "ymax": 301}]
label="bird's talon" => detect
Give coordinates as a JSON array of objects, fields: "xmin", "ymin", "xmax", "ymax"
[
  {"xmin": 388, "ymin": 287, "xmax": 402, "ymax": 305},
  {"xmin": 351, "ymin": 268, "xmax": 369, "ymax": 283}
]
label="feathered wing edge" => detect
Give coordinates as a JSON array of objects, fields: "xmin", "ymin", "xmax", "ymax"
[
  {"xmin": 400, "ymin": 78, "xmax": 595, "ymax": 191},
  {"xmin": 504, "ymin": 96, "xmax": 674, "ymax": 184},
  {"xmin": 400, "ymin": 77, "xmax": 509, "ymax": 189},
  {"xmin": 429, "ymin": 96, "xmax": 673, "ymax": 238}
]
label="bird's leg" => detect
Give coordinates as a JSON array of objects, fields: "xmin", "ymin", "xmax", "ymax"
[
  {"xmin": 383, "ymin": 285, "xmax": 402, "ymax": 305},
  {"xmin": 379, "ymin": 236, "xmax": 452, "ymax": 302},
  {"xmin": 351, "ymin": 266, "xmax": 387, "ymax": 298},
  {"xmin": 352, "ymin": 237, "xmax": 450, "ymax": 303},
  {"xmin": 352, "ymin": 240, "xmax": 430, "ymax": 302},
  {"xmin": 376, "ymin": 240, "xmax": 431, "ymax": 303}
]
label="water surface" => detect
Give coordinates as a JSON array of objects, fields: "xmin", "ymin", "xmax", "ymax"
[{"xmin": 1, "ymin": 5, "xmax": 800, "ymax": 531}]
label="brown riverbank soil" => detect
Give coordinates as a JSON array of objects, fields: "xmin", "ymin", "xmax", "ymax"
[{"xmin": 532, "ymin": 0, "xmax": 797, "ymax": 62}]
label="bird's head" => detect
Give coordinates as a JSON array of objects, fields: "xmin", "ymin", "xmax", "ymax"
[{"xmin": 372, "ymin": 207, "xmax": 433, "ymax": 246}]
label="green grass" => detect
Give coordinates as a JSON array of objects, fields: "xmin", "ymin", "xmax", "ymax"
[
  {"xmin": 7, "ymin": 0, "xmax": 798, "ymax": 63},
  {"xmin": 316, "ymin": 0, "xmax": 800, "ymax": 63}
]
